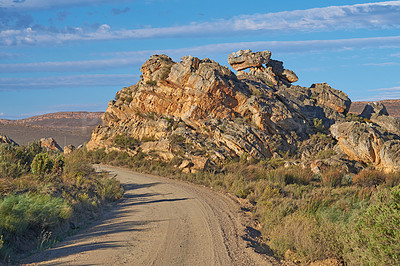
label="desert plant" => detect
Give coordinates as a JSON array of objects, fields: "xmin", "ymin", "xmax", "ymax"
[
  {"xmin": 353, "ymin": 170, "xmax": 386, "ymax": 187},
  {"xmin": 343, "ymin": 185, "xmax": 400, "ymax": 265},
  {"xmin": 145, "ymin": 80, "xmax": 157, "ymax": 86},
  {"xmin": 30, "ymin": 153, "xmax": 54, "ymax": 178},
  {"xmin": 160, "ymin": 66, "xmax": 172, "ymax": 81},
  {"xmin": 313, "ymin": 118, "xmax": 325, "ymax": 133},
  {"xmin": 114, "ymin": 134, "xmax": 138, "ymax": 150},
  {"xmin": 321, "ymin": 168, "xmax": 343, "ymax": 187},
  {"xmin": 0, "ymin": 193, "xmax": 71, "ymax": 235},
  {"xmin": 269, "ymin": 214, "xmax": 342, "ymax": 261}
]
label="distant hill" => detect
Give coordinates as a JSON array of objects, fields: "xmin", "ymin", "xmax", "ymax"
[
  {"xmin": 0, "ymin": 112, "xmax": 103, "ymax": 147},
  {"xmin": 350, "ymin": 99, "xmax": 400, "ymax": 118}
]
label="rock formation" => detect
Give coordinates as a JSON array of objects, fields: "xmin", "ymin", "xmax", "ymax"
[
  {"xmin": 0, "ymin": 135, "xmax": 18, "ymax": 146},
  {"xmin": 64, "ymin": 144, "xmax": 75, "ymax": 155},
  {"xmin": 87, "ymin": 50, "xmax": 357, "ymax": 172},
  {"xmin": 229, "ymin": 50, "xmax": 299, "ymax": 85},
  {"xmin": 331, "ymin": 103, "xmax": 400, "ymax": 172},
  {"xmin": 228, "ymin": 50, "xmax": 271, "ymax": 71},
  {"xmin": 40, "ymin": 137, "xmax": 63, "ymax": 152}
]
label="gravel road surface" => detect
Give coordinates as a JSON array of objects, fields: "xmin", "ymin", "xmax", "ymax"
[{"xmin": 23, "ymin": 165, "xmax": 279, "ymax": 265}]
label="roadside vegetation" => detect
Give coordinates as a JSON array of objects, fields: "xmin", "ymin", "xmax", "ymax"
[
  {"xmin": 80, "ymin": 146, "xmax": 400, "ymax": 265},
  {"xmin": 0, "ymin": 142, "xmax": 123, "ymax": 263}
]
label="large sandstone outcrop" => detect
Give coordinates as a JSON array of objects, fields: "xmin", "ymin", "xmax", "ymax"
[
  {"xmin": 331, "ymin": 103, "xmax": 400, "ymax": 172},
  {"xmin": 87, "ymin": 51, "xmax": 351, "ymax": 171}
]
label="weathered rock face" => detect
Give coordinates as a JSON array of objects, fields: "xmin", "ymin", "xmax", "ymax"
[
  {"xmin": 40, "ymin": 138, "xmax": 63, "ymax": 152},
  {"xmin": 87, "ymin": 51, "xmax": 352, "ymax": 172},
  {"xmin": 330, "ymin": 101, "xmax": 400, "ymax": 172},
  {"xmin": 331, "ymin": 121, "xmax": 400, "ymax": 173},
  {"xmin": 0, "ymin": 135, "xmax": 18, "ymax": 146}
]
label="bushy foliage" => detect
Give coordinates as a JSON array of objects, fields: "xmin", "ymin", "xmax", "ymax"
[
  {"xmin": 113, "ymin": 134, "xmax": 138, "ymax": 150},
  {"xmin": 0, "ymin": 143, "xmax": 123, "ymax": 262},
  {"xmin": 0, "ymin": 194, "xmax": 71, "ymax": 234},
  {"xmin": 343, "ymin": 185, "xmax": 400, "ymax": 265}
]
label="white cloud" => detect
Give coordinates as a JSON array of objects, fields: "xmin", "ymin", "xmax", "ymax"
[
  {"xmin": 363, "ymin": 62, "xmax": 400, "ymax": 66},
  {"xmin": 2, "ymin": 35, "xmax": 400, "ymax": 73},
  {"xmin": 0, "ymin": 0, "xmax": 129, "ymax": 9},
  {"xmin": 369, "ymin": 86, "xmax": 400, "ymax": 91},
  {"xmin": 0, "ymin": 57, "xmax": 147, "ymax": 72},
  {"xmin": 356, "ymin": 86, "xmax": 400, "ymax": 101},
  {"xmin": 0, "ymin": 74, "xmax": 139, "ymax": 91},
  {"xmin": 1, "ymin": 1, "xmax": 400, "ymax": 46}
]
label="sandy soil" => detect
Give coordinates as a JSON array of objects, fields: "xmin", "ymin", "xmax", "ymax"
[{"xmin": 22, "ymin": 165, "xmax": 280, "ymax": 265}]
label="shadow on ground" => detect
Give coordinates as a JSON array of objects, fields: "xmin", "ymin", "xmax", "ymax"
[{"xmin": 22, "ymin": 173, "xmax": 190, "ymax": 264}]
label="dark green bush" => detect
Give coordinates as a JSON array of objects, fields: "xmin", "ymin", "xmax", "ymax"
[
  {"xmin": 343, "ymin": 185, "xmax": 400, "ymax": 265},
  {"xmin": 114, "ymin": 134, "xmax": 138, "ymax": 150},
  {"xmin": 0, "ymin": 144, "xmax": 123, "ymax": 261},
  {"xmin": 31, "ymin": 153, "xmax": 54, "ymax": 177}
]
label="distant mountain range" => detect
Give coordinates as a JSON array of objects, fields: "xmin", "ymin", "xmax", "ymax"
[
  {"xmin": 350, "ymin": 99, "xmax": 400, "ymax": 117},
  {"xmin": 0, "ymin": 112, "xmax": 102, "ymax": 147}
]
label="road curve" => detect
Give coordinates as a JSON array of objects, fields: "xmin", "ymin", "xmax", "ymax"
[{"xmin": 23, "ymin": 165, "xmax": 279, "ymax": 265}]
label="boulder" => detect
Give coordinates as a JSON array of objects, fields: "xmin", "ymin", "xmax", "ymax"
[
  {"xmin": 63, "ymin": 144, "xmax": 75, "ymax": 155},
  {"xmin": 228, "ymin": 49, "xmax": 271, "ymax": 71},
  {"xmin": 0, "ymin": 135, "xmax": 18, "ymax": 146},
  {"xmin": 40, "ymin": 138, "xmax": 63, "ymax": 152},
  {"xmin": 266, "ymin": 59, "xmax": 298, "ymax": 83},
  {"xmin": 309, "ymin": 83, "xmax": 351, "ymax": 114},
  {"xmin": 140, "ymin": 140, "xmax": 174, "ymax": 161},
  {"xmin": 361, "ymin": 102, "xmax": 389, "ymax": 118}
]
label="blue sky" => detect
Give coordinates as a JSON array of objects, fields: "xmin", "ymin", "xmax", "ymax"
[{"xmin": 1, "ymin": 0, "xmax": 400, "ymax": 119}]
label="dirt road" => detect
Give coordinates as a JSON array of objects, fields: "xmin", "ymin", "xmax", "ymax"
[{"xmin": 24, "ymin": 166, "xmax": 279, "ymax": 265}]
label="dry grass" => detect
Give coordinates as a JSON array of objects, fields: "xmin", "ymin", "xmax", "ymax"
[{"xmin": 82, "ymin": 148, "xmax": 400, "ymax": 264}]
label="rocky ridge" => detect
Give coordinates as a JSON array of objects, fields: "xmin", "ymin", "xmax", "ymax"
[
  {"xmin": 87, "ymin": 50, "xmax": 400, "ymax": 173},
  {"xmin": 350, "ymin": 99, "xmax": 400, "ymax": 118}
]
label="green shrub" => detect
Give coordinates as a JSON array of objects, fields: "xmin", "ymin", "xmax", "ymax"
[
  {"xmin": 315, "ymin": 149, "xmax": 336, "ymax": 159},
  {"xmin": 343, "ymin": 185, "xmax": 400, "ymax": 265},
  {"xmin": 114, "ymin": 134, "xmax": 138, "ymax": 150},
  {"xmin": 96, "ymin": 173, "xmax": 124, "ymax": 201},
  {"xmin": 0, "ymin": 193, "xmax": 71, "ymax": 235},
  {"xmin": 31, "ymin": 153, "xmax": 54, "ymax": 177},
  {"xmin": 145, "ymin": 80, "xmax": 157, "ymax": 86},
  {"xmin": 268, "ymin": 167, "xmax": 313, "ymax": 185},
  {"xmin": 160, "ymin": 66, "xmax": 172, "ymax": 81},
  {"xmin": 313, "ymin": 118, "xmax": 325, "ymax": 133}
]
